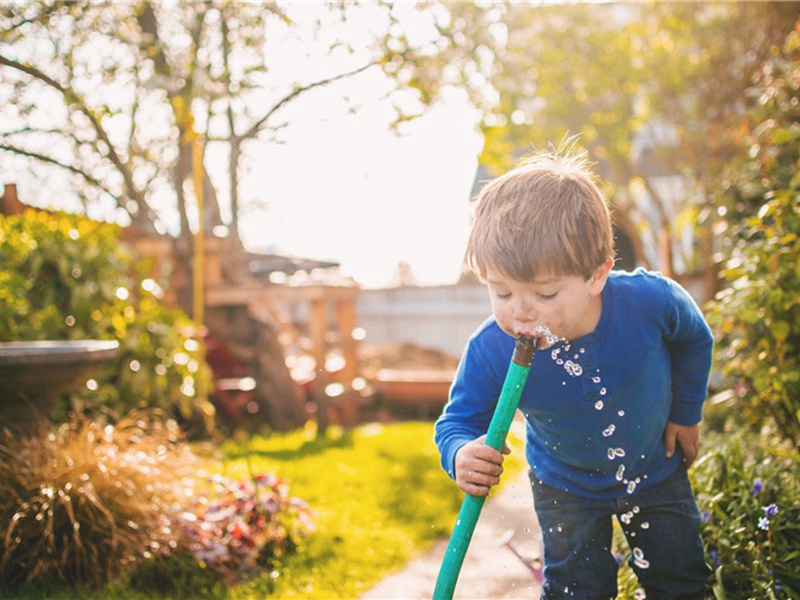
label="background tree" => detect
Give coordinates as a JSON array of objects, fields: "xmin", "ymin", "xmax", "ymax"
[
  {"xmin": 0, "ymin": 0, "xmax": 498, "ymax": 430},
  {"xmin": 477, "ymin": 2, "xmax": 799, "ymax": 288}
]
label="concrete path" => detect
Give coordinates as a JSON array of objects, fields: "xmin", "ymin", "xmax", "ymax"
[{"xmin": 361, "ymin": 466, "xmax": 544, "ymax": 599}]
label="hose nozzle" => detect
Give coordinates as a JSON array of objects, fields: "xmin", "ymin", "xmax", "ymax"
[{"xmin": 512, "ymin": 334, "xmax": 538, "ymax": 367}]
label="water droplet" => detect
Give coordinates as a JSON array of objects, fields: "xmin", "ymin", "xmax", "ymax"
[
  {"xmin": 592, "ymin": 376, "xmax": 601, "ymax": 383},
  {"xmin": 632, "ymin": 505, "xmax": 640, "ymax": 513},
  {"xmin": 600, "ymin": 387, "xmax": 607, "ymax": 395},
  {"xmin": 602, "ymin": 425, "xmax": 616, "ymax": 437},
  {"xmin": 608, "ymin": 447, "xmax": 625, "ymax": 459},
  {"xmin": 634, "ymin": 557, "xmax": 650, "ymax": 569},
  {"xmin": 580, "ymin": 348, "xmax": 586, "ymax": 353},
  {"xmin": 618, "ymin": 410, "xmax": 625, "ymax": 417},
  {"xmin": 615, "ymin": 465, "xmax": 625, "ymax": 481},
  {"xmin": 640, "ymin": 522, "xmax": 650, "ymax": 529},
  {"xmin": 634, "ymin": 588, "xmax": 647, "ymax": 599},
  {"xmin": 627, "ymin": 481, "xmax": 637, "ymax": 494},
  {"xmin": 595, "ymin": 400, "xmax": 604, "ymax": 410}
]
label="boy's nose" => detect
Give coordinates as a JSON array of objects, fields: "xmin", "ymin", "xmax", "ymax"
[{"xmin": 512, "ymin": 299, "xmax": 537, "ymax": 328}]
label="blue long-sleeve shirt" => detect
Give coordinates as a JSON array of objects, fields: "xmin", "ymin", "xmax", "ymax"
[{"xmin": 434, "ymin": 269, "xmax": 714, "ymax": 499}]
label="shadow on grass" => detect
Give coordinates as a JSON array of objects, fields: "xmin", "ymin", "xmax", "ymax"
[
  {"xmin": 374, "ymin": 450, "xmax": 462, "ymax": 537},
  {"xmin": 224, "ymin": 429, "xmax": 356, "ymax": 462}
]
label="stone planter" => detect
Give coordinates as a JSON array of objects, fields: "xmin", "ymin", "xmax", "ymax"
[{"xmin": 0, "ymin": 340, "xmax": 119, "ymax": 433}]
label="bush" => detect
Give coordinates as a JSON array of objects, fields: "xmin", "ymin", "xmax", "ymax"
[
  {"xmin": 615, "ymin": 429, "xmax": 800, "ymax": 599},
  {"xmin": 691, "ymin": 430, "xmax": 800, "ymax": 598},
  {"xmin": 0, "ymin": 209, "xmax": 213, "ymax": 428},
  {"xmin": 0, "ymin": 410, "xmax": 199, "ymax": 590},
  {"xmin": 707, "ymin": 25, "xmax": 800, "ymax": 444},
  {"xmin": 175, "ymin": 473, "xmax": 315, "ymax": 586}
]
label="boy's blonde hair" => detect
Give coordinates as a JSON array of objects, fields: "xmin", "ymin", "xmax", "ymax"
[{"xmin": 465, "ymin": 148, "xmax": 615, "ymax": 282}]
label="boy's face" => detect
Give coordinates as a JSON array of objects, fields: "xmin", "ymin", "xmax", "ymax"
[{"xmin": 485, "ymin": 260, "xmax": 612, "ymax": 342}]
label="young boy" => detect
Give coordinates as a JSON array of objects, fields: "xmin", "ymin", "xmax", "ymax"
[{"xmin": 434, "ymin": 149, "xmax": 713, "ymax": 598}]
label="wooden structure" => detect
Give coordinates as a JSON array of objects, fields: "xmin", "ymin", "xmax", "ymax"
[{"xmin": 126, "ymin": 230, "xmax": 363, "ymax": 432}]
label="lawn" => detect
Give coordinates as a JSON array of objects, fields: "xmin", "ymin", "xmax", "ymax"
[{"xmin": 219, "ymin": 421, "xmax": 465, "ymax": 598}]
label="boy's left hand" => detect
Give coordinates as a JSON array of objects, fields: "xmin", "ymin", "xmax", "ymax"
[{"xmin": 663, "ymin": 421, "xmax": 700, "ymax": 467}]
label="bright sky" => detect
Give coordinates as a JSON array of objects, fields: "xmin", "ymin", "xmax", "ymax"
[
  {"xmin": 0, "ymin": 3, "xmax": 487, "ymax": 289},
  {"xmin": 235, "ymin": 84, "xmax": 484, "ymax": 288}
]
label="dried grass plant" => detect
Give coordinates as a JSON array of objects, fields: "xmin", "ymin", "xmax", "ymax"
[{"xmin": 0, "ymin": 409, "xmax": 200, "ymax": 590}]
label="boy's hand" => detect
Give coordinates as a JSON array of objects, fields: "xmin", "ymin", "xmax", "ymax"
[
  {"xmin": 663, "ymin": 421, "xmax": 700, "ymax": 468},
  {"xmin": 454, "ymin": 435, "xmax": 511, "ymax": 497}
]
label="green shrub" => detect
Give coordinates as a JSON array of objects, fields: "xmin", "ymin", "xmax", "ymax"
[
  {"xmin": 0, "ymin": 410, "xmax": 199, "ymax": 591},
  {"xmin": 0, "ymin": 209, "xmax": 213, "ymax": 427},
  {"xmin": 707, "ymin": 26, "xmax": 800, "ymax": 444},
  {"xmin": 691, "ymin": 430, "xmax": 800, "ymax": 598},
  {"xmin": 616, "ymin": 429, "xmax": 800, "ymax": 599}
]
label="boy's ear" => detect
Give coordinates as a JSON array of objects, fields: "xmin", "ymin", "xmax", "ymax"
[{"xmin": 589, "ymin": 258, "xmax": 614, "ymax": 294}]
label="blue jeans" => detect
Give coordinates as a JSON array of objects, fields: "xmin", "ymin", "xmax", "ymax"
[{"xmin": 531, "ymin": 466, "xmax": 710, "ymax": 600}]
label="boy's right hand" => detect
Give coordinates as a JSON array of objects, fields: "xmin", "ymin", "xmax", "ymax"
[{"xmin": 454, "ymin": 435, "xmax": 510, "ymax": 497}]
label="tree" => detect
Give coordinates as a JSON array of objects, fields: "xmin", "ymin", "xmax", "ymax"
[
  {"xmin": 476, "ymin": 2, "xmax": 799, "ymax": 288},
  {"xmin": 0, "ymin": 0, "xmax": 498, "ymax": 430}
]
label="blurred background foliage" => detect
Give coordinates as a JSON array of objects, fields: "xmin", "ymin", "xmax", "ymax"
[
  {"xmin": 0, "ymin": 210, "xmax": 214, "ymax": 431},
  {"xmin": 707, "ymin": 25, "xmax": 800, "ymax": 448}
]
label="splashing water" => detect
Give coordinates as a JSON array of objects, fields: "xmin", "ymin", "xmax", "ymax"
[
  {"xmin": 607, "ymin": 447, "xmax": 626, "ymax": 460},
  {"xmin": 564, "ymin": 360, "xmax": 583, "ymax": 377},
  {"xmin": 632, "ymin": 547, "xmax": 650, "ymax": 569},
  {"xmin": 602, "ymin": 424, "xmax": 616, "ymax": 437},
  {"xmin": 532, "ymin": 325, "xmax": 564, "ymax": 347}
]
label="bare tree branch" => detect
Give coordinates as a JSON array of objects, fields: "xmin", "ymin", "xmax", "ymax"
[
  {"xmin": 0, "ymin": 142, "xmax": 118, "ymax": 200},
  {"xmin": 241, "ymin": 61, "xmax": 377, "ymax": 141},
  {"xmin": 0, "ymin": 53, "xmax": 149, "ymax": 220}
]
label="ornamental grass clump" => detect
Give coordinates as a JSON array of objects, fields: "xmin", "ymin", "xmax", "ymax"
[{"xmin": 0, "ymin": 409, "xmax": 199, "ymax": 591}]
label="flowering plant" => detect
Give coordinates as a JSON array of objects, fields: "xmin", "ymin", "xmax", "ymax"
[
  {"xmin": 175, "ymin": 473, "xmax": 315, "ymax": 584},
  {"xmin": 690, "ymin": 431, "xmax": 800, "ymax": 598}
]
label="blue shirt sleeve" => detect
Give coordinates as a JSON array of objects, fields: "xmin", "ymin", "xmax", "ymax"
[
  {"xmin": 663, "ymin": 277, "xmax": 714, "ymax": 425},
  {"xmin": 434, "ymin": 330, "xmax": 506, "ymax": 480}
]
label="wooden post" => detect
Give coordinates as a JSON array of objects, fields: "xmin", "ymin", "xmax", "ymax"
[
  {"xmin": 309, "ymin": 297, "xmax": 330, "ymax": 435},
  {"xmin": 335, "ymin": 297, "xmax": 360, "ymax": 427}
]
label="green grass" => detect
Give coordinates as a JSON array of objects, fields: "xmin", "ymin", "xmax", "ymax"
[
  {"xmin": 220, "ymin": 421, "xmax": 464, "ymax": 598},
  {"xmin": 8, "ymin": 420, "xmax": 524, "ymax": 599}
]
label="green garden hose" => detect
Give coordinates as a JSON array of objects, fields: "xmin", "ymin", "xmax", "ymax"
[{"xmin": 433, "ymin": 334, "xmax": 537, "ymax": 600}]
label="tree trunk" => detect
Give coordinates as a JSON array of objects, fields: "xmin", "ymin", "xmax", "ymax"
[{"xmin": 205, "ymin": 305, "xmax": 307, "ymax": 432}]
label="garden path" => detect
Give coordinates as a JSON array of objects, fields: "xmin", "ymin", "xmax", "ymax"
[{"xmin": 361, "ymin": 466, "xmax": 543, "ymax": 599}]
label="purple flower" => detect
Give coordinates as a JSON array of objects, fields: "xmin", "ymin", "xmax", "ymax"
[
  {"xmin": 701, "ymin": 511, "xmax": 710, "ymax": 522},
  {"xmin": 758, "ymin": 516, "xmax": 770, "ymax": 530},
  {"xmin": 709, "ymin": 550, "xmax": 720, "ymax": 567},
  {"xmin": 764, "ymin": 504, "xmax": 779, "ymax": 517},
  {"xmin": 751, "ymin": 477, "xmax": 763, "ymax": 494}
]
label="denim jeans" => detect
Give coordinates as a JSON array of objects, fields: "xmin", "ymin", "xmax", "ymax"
[{"xmin": 530, "ymin": 466, "xmax": 710, "ymax": 600}]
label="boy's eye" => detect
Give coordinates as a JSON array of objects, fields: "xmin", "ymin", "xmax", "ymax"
[
  {"xmin": 495, "ymin": 292, "xmax": 511, "ymax": 300},
  {"xmin": 537, "ymin": 292, "xmax": 558, "ymax": 300}
]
